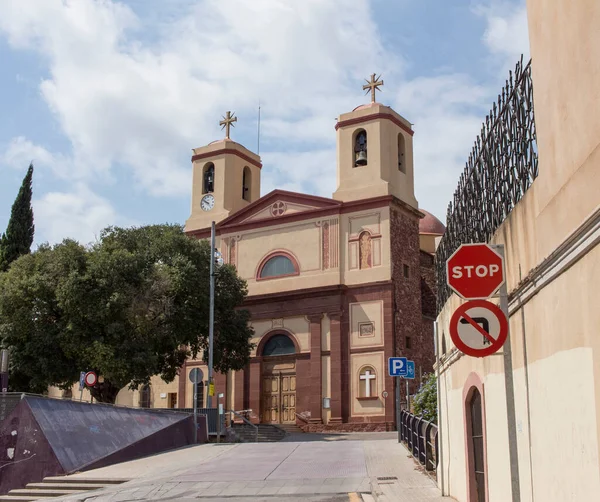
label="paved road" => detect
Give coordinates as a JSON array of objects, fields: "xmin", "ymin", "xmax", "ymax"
[{"xmin": 53, "ymin": 433, "xmax": 447, "ymax": 501}]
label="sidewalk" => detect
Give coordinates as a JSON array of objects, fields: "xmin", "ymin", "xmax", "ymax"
[{"xmin": 48, "ymin": 434, "xmax": 451, "ymax": 501}]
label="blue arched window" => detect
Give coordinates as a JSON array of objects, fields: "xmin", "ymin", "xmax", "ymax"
[
  {"xmin": 259, "ymin": 255, "xmax": 297, "ymax": 279},
  {"xmin": 263, "ymin": 335, "xmax": 296, "ymax": 357}
]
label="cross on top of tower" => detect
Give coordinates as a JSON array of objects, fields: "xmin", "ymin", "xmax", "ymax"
[
  {"xmin": 362, "ymin": 73, "xmax": 384, "ymax": 103},
  {"xmin": 219, "ymin": 111, "xmax": 237, "ymax": 139}
]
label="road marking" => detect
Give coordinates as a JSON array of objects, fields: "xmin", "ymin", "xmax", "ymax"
[{"xmin": 348, "ymin": 493, "xmax": 362, "ymax": 502}]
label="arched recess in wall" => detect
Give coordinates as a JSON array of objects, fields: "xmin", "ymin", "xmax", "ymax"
[
  {"xmin": 353, "ymin": 129, "xmax": 368, "ymax": 167},
  {"xmin": 398, "ymin": 133, "xmax": 406, "ymax": 173},
  {"xmin": 139, "ymin": 384, "xmax": 151, "ymax": 408},
  {"xmin": 203, "ymin": 162, "xmax": 215, "ymax": 194},
  {"xmin": 463, "ymin": 373, "xmax": 488, "ymax": 502},
  {"xmin": 358, "ymin": 365, "xmax": 377, "ymax": 398},
  {"xmin": 359, "ymin": 231, "xmax": 372, "ymax": 269},
  {"xmin": 242, "ymin": 166, "xmax": 251, "ymax": 201},
  {"xmin": 257, "ymin": 330, "xmax": 300, "ymax": 357},
  {"xmin": 441, "ymin": 334, "xmax": 447, "ymax": 355}
]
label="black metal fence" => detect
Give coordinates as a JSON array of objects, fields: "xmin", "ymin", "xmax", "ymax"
[
  {"xmin": 400, "ymin": 410, "xmax": 438, "ymax": 472},
  {"xmin": 435, "ymin": 56, "xmax": 538, "ymax": 312},
  {"xmin": 169, "ymin": 407, "xmax": 225, "ymax": 434}
]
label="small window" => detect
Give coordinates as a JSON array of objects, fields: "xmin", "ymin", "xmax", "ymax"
[
  {"xmin": 405, "ymin": 336, "xmax": 412, "ymax": 349},
  {"xmin": 359, "ymin": 366, "xmax": 377, "ymax": 398},
  {"xmin": 259, "ymin": 254, "xmax": 297, "ymax": 279},
  {"xmin": 263, "ymin": 334, "xmax": 296, "ymax": 356},
  {"xmin": 398, "ymin": 133, "xmax": 406, "ymax": 173},
  {"xmin": 403, "ymin": 264, "xmax": 410, "ymax": 278},
  {"xmin": 139, "ymin": 384, "xmax": 151, "ymax": 408},
  {"xmin": 242, "ymin": 166, "xmax": 251, "ymax": 201},
  {"xmin": 203, "ymin": 163, "xmax": 215, "ymax": 194}
]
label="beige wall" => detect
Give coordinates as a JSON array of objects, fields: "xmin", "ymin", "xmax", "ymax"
[{"xmin": 250, "ymin": 316, "xmax": 311, "ymax": 357}]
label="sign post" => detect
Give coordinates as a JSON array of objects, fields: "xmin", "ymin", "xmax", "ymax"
[
  {"xmin": 388, "ymin": 357, "xmax": 407, "ymax": 442},
  {"xmin": 405, "ymin": 361, "xmax": 415, "ymax": 411},
  {"xmin": 189, "ymin": 368, "xmax": 204, "ymax": 444}
]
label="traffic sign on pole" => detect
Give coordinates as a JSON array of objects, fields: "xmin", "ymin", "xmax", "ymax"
[
  {"xmin": 446, "ymin": 243, "xmax": 505, "ymax": 299},
  {"xmin": 189, "ymin": 368, "xmax": 204, "ymax": 384},
  {"xmin": 388, "ymin": 357, "xmax": 407, "ymax": 377},
  {"xmin": 84, "ymin": 371, "xmax": 97, "ymax": 387},
  {"xmin": 405, "ymin": 361, "xmax": 415, "ymax": 379},
  {"xmin": 449, "ymin": 300, "xmax": 508, "ymax": 357},
  {"xmin": 79, "ymin": 371, "xmax": 86, "ymax": 391}
]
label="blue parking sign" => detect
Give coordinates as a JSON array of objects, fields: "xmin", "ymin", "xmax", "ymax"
[
  {"xmin": 406, "ymin": 361, "xmax": 415, "ymax": 379},
  {"xmin": 388, "ymin": 357, "xmax": 407, "ymax": 377},
  {"xmin": 79, "ymin": 371, "xmax": 86, "ymax": 391}
]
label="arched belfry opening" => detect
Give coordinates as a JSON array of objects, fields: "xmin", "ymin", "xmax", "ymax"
[
  {"xmin": 242, "ymin": 166, "xmax": 251, "ymax": 201},
  {"xmin": 398, "ymin": 133, "xmax": 406, "ymax": 173},
  {"xmin": 354, "ymin": 129, "xmax": 368, "ymax": 167},
  {"xmin": 202, "ymin": 163, "xmax": 215, "ymax": 194},
  {"xmin": 260, "ymin": 333, "xmax": 297, "ymax": 424}
]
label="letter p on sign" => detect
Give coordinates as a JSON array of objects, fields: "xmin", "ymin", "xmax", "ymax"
[{"xmin": 388, "ymin": 357, "xmax": 408, "ymax": 377}]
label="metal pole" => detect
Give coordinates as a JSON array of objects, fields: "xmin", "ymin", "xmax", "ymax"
[
  {"xmin": 495, "ymin": 244, "xmax": 521, "ymax": 502},
  {"xmin": 406, "ymin": 379, "xmax": 410, "ymax": 411},
  {"xmin": 0, "ymin": 349, "xmax": 9, "ymax": 393},
  {"xmin": 434, "ymin": 321, "xmax": 445, "ymax": 495},
  {"xmin": 193, "ymin": 380, "xmax": 198, "ymax": 444},
  {"xmin": 207, "ymin": 221, "xmax": 216, "ymax": 409},
  {"xmin": 396, "ymin": 375, "xmax": 401, "ymax": 443}
]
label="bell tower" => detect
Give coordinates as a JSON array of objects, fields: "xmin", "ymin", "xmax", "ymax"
[
  {"xmin": 332, "ymin": 75, "xmax": 418, "ymax": 208},
  {"xmin": 184, "ymin": 112, "xmax": 262, "ymax": 232}
]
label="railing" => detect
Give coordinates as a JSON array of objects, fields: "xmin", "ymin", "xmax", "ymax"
[
  {"xmin": 171, "ymin": 407, "xmax": 225, "ymax": 434},
  {"xmin": 229, "ymin": 409, "xmax": 258, "ymax": 442},
  {"xmin": 400, "ymin": 410, "xmax": 438, "ymax": 472}
]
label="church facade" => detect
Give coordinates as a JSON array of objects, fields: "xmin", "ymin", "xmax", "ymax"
[{"xmin": 175, "ymin": 90, "xmax": 443, "ymax": 430}]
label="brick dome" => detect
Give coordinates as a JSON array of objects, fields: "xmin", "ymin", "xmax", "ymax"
[{"xmin": 419, "ymin": 209, "xmax": 445, "ymax": 235}]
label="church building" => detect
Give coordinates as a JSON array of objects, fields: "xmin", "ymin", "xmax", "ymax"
[{"xmin": 173, "ymin": 77, "xmax": 445, "ymax": 431}]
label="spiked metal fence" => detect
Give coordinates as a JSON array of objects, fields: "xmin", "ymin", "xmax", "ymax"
[{"xmin": 436, "ymin": 56, "xmax": 538, "ymax": 312}]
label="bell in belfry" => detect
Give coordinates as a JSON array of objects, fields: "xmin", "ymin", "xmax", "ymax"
[{"xmin": 355, "ymin": 150, "xmax": 368, "ymax": 166}]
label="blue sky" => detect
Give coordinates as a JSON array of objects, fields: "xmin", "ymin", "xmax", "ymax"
[{"xmin": 0, "ymin": 0, "xmax": 529, "ymax": 246}]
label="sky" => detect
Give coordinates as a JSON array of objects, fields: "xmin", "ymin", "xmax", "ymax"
[{"xmin": 0, "ymin": 0, "xmax": 530, "ymax": 246}]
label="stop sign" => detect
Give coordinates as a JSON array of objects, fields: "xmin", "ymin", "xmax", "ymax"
[{"xmin": 446, "ymin": 243, "xmax": 505, "ymax": 299}]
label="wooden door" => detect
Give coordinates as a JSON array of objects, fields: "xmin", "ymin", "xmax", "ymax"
[
  {"xmin": 280, "ymin": 374, "xmax": 296, "ymax": 423},
  {"xmin": 261, "ymin": 372, "xmax": 296, "ymax": 424}
]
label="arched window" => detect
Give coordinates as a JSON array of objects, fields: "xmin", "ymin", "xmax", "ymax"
[
  {"xmin": 398, "ymin": 133, "xmax": 406, "ymax": 173},
  {"xmin": 203, "ymin": 163, "xmax": 215, "ymax": 194},
  {"xmin": 195, "ymin": 381, "xmax": 204, "ymax": 409},
  {"xmin": 139, "ymin": 384, "xmax": 151, "ymax": 408},
  {"xmin": 263, "ymin": 334, "xmax": 296, "ymax": 357},
  {"xmin": 354, "ymin": 129, "xmax": 368, "ymax": 167},
  {"xmin": 242, "ymin": 166, "xmax": 251, "ymax": 201},
  {"xmin": 258, "ymin": 254, "xmax": 298, "ymax": 279},
  {"xmin": 359, "ymin": 231, "xmax": 372, "ymax": 269},
  {"xmin": 359, "ymin": 366, "xmax": 377, "ymax": 397}
]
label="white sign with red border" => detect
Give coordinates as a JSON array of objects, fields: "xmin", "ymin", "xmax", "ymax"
[{"xmin": 84, "ymin": 371, "xmax": 97, "ymax": 387}]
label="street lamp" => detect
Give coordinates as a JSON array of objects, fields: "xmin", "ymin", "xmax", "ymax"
[{"xmin": 207, "ymin": 221, "xmax": 223, "ymax": 409}]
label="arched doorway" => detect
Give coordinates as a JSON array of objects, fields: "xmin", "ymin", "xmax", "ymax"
[
  {"xmin": 260, "ymin": 333, "xmax": 297, "ymax": 424},
  {"xmin": 467, "ymin": 387, "xmax": 486, "ymax": 502}
]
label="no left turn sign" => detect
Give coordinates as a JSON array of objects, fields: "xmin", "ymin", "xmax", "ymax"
[{"xmin": 449, "ymin": 300, "xmax": 508, "ymax": 357}]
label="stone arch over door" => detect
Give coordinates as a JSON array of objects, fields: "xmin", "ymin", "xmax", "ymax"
[
  {"xmin": 463, "ymin": 372, "xmax": 488, "ymax": 502},
  {"xmin": 259, "ymin": 331, "xmax": 298, "ymax": 424}
]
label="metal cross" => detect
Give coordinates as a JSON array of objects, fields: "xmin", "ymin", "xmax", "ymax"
[
  {"xmin": 363, "ymin": 73, "xmax": 384, "ymax": 103},
  {"xmin": 219, "ymin": 111, "xmax": 237, "ymax": 139}
]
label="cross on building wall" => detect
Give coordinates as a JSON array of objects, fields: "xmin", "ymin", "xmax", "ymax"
[{"xmin": 360, "ymin": 370, "xmax": 376, "ymax": 397}]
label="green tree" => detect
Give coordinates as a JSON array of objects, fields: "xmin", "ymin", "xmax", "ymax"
[
  {"xmin": 0, "ymin": 224, "xmax": 255, "ymax": 402},
  {"xmin": 412, "ymin": 373, "xmax": 438, "ymax": 423},
  {"xmin": 0, "ymin": 164, "xmax": 35, "ymax": 272}
]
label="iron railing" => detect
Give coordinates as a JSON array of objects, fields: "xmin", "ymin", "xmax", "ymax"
[
  {"xmin": 229, "ymin": 409, "xmax": 258, "ymax": 442},
  {"xmin": 400, "ymin": 410, "xmax": 438, "ymax": 472},
  {"xmin": 435, "ymin": 56, "xmax": 538, "ymax": 312}
]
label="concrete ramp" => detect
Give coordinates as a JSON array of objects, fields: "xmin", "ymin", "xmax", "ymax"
[{"xmin": 0, "ymin": 395, "xmax": 194, "ymax": 495}]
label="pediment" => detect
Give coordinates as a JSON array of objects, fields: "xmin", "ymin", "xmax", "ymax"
[{"xmin": 218, "ymin": 190, "xmax": 341, "ymax": 228}]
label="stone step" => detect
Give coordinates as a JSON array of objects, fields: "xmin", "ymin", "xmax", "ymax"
[
  {"xmin": 42, "ymin": 476, "xmax": 128, "ymax": 485},
  {"xmin": 9, "ymin": 489, "xmax": 85, "ymax": 497},
  {"xmin": 0, "ymin": 496, "xmax": 54, "ymax": 501},
  {"xmin": 26, "ymin": 483, "xmax": 108, "ymax": 491}
]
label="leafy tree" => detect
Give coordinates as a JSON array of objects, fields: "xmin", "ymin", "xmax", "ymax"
[
  {"xmin": 412, "ymin": 373, "xmax": 438, "ymax": 423},
  {"xmin": 0, "ymin": 164, "xmax": 35, "ymax": 272},
  {"xmin": 0, "ymin": 224, "xmax": 255, "ymax": 402}
]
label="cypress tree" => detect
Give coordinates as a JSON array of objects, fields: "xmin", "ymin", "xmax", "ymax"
[{"xmin": 0, "ymin": 164, "xmax": 35, "ymax": 271}]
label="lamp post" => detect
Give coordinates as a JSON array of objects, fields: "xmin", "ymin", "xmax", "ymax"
[{"xmin": 207, "ymin": 221, "xmax": 223, "ymax": 409}]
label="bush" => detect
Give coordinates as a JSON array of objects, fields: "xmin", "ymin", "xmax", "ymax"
[{"xmin": 412, "ymin": 373, "xmax": 437, "ymax": 423}]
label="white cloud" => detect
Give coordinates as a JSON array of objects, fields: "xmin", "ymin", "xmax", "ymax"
[{"xmin": 33, "ymin": 183, "xmax": 130, "ymax": 246}]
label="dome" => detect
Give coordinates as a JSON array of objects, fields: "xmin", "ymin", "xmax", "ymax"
[
  {"xmin": 352, "ymin": 102, "xmax": 382, "ymax": 112},
  {"xmin": 419, "ymin": 209, "xmax": 446, "ymax": 235}
]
